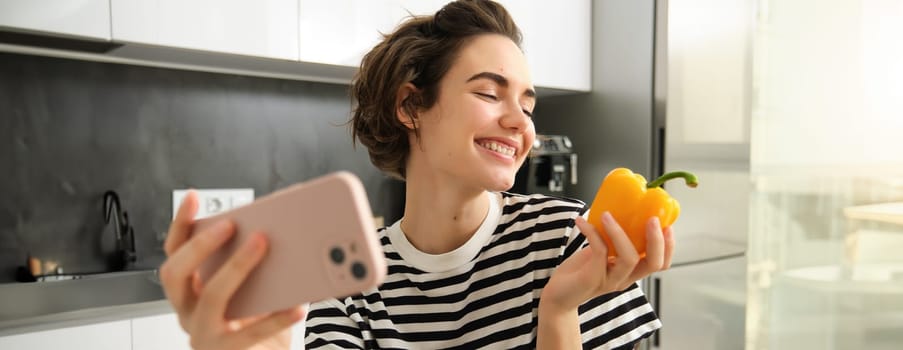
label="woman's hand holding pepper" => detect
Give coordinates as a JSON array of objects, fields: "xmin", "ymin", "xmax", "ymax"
[
  {"xmin": 537, "ymin": 211, "xmax": 673, "ymax": 349},
  {"xmin": 540, "ymin": 211, "xmax": 675, "ymax": 324}
]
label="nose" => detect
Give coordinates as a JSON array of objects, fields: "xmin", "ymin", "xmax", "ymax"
[{"xmin": 499, "ymin": 102, "xmax": 531, "ymax": 132}]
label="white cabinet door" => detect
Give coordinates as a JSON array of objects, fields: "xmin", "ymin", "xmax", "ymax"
[
  {"xmin": 134, "ymin": 313, "xmax": 308, "ymax": 349},
  {"xmin": 0, "ymin": 0, "xmax": 110, "ymax": 40},
  {"xmin": 497, "ymin": 0, "xmax": 591, "ymax": 92},
  {"xmin": 132, "ymin": 313, "xmax": 192, "ymax": 350},
  {"xmin": 110, "ymin": 0, "xmax": 299, "ymax": 60},
  {"xmin": 298, "ymin": 0, "xmax": 444, "ymax": 67},
  {"xmin": 0, "ymin": 320, "xmax": 131, "ymax": 350},
  {"xmin": 298, "ymin": 0, "xmax": 590, "ymax": 92},
  {"xmin": 297, "ymin": 0, "xmax": 388, "ymax": 66}
]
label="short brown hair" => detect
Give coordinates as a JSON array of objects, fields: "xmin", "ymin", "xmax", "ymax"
[{"xmin": 350, "ymin": 0, "xmax": 522, "ymax": 180}]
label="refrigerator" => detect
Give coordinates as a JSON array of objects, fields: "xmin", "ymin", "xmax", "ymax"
[{"xmin": 533, "ymin": 1, "xmax": 752, "ymax": 349}]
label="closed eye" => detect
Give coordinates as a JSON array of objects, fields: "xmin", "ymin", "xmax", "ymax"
[
  {"xmin": 523, "ymin": 109, "xmax": 534, "ymax": 118},
  {"xmin": 474, "ymin": 92, "xmax": 498, "ymax": 101}
]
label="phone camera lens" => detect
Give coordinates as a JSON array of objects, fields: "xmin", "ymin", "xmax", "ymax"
[
  {"xmin": 351, "ymin": 262, "xmax": 367, "ymax": 280},
  {"xmin": 330, "ymin": 247, "xmax": 345, "ymax": 265}
]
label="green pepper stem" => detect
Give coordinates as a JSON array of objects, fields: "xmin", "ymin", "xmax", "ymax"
[{"xmin": 647, "ymin": 171, "xmax": 698, "ymax": 188}]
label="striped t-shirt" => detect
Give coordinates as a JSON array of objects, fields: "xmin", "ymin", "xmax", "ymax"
[{"xmin": 303, "ymin": 191, "xmax": 661, "ymax": 349}]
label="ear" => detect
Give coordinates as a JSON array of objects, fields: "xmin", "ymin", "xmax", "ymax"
[{"xmin": 395, "ymin": 82, "xmax": 420, "ymax": 130}]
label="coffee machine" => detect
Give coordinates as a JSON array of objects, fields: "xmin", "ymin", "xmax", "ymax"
[{"xmin": 512, "ymin": 134, "xmax": 578, "ymax": 196}]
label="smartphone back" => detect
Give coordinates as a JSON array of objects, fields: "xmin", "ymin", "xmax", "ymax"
[{"xmin": 195, "ymin": 171, "xmax": 386, "ymax": 319}]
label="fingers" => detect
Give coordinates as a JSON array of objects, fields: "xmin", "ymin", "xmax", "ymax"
[
  {"xmin": 229, "ymin": 306, "xmax": 307, "ymax": 350},
  {"xmin": 165, "ymin": 190, "xmax": 199, "ymax": 256},
  {"xmin": 574, "ymin": 216, "xmax": 608, "ymax": 258},
  {"xmin": 625, "ymin": 218, "xmax": 666, "ymax": 285},
  {"xmin": 192, "ymin": 271, "xmax": 203, "ymax": 296},
  {"xmin": 196, "ymin": 232, "xmax": 269, "ymax": 323},
  {"xmin": 600, "ymin": 212, "xmax": 640, "ymax": 282},
  {"xmin": 160, "ymin": 220, "xmax": 236, "ymax": 311},
  {"xmin": 574, "ymin": 217, "xmax": 610, "ymax": 283},
  {"xmin": 643, "ymin": 217, "xmax": 665, "ymax": 271},
  {"xmin": 662, "ymin": 226, "xmax": 675, "ymax": 269}
]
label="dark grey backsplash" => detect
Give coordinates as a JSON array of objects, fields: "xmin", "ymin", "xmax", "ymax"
[{"xmin": 0, "ymin": 52, "xmax": 405, "ymax": 283}]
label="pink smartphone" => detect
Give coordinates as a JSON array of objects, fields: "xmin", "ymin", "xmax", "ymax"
[{"xmin": 194, "ymin": 171, "xmax": 387, "ymax": 320}]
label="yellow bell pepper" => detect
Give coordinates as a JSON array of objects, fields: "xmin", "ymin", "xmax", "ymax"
[{"xmin": 587, "ymin": 168, "xmax": 698, "ymax": 258}]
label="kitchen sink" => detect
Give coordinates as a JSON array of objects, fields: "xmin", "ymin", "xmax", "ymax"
[{"xmin": 0, "ymin": 270, "xmax": 166, "ymax": 326}]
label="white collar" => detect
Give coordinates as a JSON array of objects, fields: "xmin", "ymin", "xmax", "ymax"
[{"xmin": 386, "ymin": 191, "xmax": 502, "ymax": 273}]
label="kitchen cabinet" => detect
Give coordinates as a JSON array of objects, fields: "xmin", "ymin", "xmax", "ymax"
[
  {"xmin": 297, "ymin": 0, "xmax": 443, "ymax": 67},
  {"xmin": 297, "ymin": 0, "xmax": 590, "ymax": 93},
  {"xmin": 496, "ymin": 0, "xmax": 591, "ymax": 92},
  {"xmin": 2, "ymin": 1, "xmax": 588, "ymax": 91},
  {"xmin": 0, "ymin": 320, "xmax": 131, "ymax": 350},
  {"xmin": 110, "ymin": 0, "xmax": 299, "ymax": 60},
  {"xmin": 0, "ymin": 0, "xmax": 111, "ymax": 40},
  {"xmin": 134, "ymin": 312, "xmax": 310, "ymax": 350},
  {"xmin": 132, "ymin": 313, "xmax": 192, "ymax": 350}
]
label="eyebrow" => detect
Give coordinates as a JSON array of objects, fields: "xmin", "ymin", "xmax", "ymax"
[{"xmin": 466, "ymin": 72, "xmax": 536, "ymax": 99}]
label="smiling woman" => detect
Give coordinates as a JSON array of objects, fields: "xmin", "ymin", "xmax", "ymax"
[
  {"xmin": 301, "ymin": 0, "xmax": 670, "ymax": 349},
  {"xmin": 397, "ymin": 33, "xmax": 535, "ymax": 194},
  {"xmin": 158, "ymin": 1, "xmax": 673, "ymax": 349}
]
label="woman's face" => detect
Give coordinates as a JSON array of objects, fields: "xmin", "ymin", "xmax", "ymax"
[{"xmin": 408, "ymin": 34, "xmax": 536, "ymax": 192}]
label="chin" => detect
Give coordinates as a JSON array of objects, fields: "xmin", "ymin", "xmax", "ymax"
[
  {"xmin": 488, "ymin": 184, "xmax": 513, "ymax": 192},
  {"xmin": 485, "ymin": 175, "xmax": 516, "ymax": 192}
]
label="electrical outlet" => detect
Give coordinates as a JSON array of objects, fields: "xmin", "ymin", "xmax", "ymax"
[{"xmin": 172, "ymin": 188, "xmax": 255, "ymax": 220}]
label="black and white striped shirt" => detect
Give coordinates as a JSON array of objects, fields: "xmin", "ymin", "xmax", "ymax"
[{"xmin": 303, "ymin": 191, "xmax": 661, "ymax": 349}]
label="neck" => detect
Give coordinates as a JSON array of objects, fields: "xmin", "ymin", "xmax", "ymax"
[{"xmin": 400, "ymin": 172, "xmax": 490, "ymax": 255}]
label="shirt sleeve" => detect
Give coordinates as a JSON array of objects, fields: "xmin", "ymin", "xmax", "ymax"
[
  {"xmin": 303, "ymin": 298, "xmax": 366, "ymax": 349},
  {"xmin": 560, "ymin": 211, "xmax": 663, "ymax": 350}
]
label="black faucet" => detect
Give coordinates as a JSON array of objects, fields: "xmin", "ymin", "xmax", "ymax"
[{"xmin": 103, "ymin": 190, "xmax": 138, "ymax": 270}]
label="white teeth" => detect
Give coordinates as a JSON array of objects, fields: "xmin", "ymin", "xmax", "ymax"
[{"xmin": 478, "ymin": 141, "xmax": 515, "ymax": 157}]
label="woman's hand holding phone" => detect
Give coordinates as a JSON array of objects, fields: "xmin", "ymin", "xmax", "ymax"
[{"xmin": 160, "ymin": 190, "xmax": 304, "ymax": 350}]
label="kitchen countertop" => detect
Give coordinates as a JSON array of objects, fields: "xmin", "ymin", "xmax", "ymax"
[
  {"xmin": 0, "ymin": 269, "xmax": 171, "ymax": 337},
  {"xmin": 0, "ymin": 299, "xmax": 172, "ymax": 337},
  {"xmin": 0, "ymin": 235, "xmax": 749, "ymax": 338}
]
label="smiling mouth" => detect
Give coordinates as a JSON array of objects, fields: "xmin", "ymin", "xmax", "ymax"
[{"xmin": 477, "ymin": 140, "xmax": 516, "ymax": 157}]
